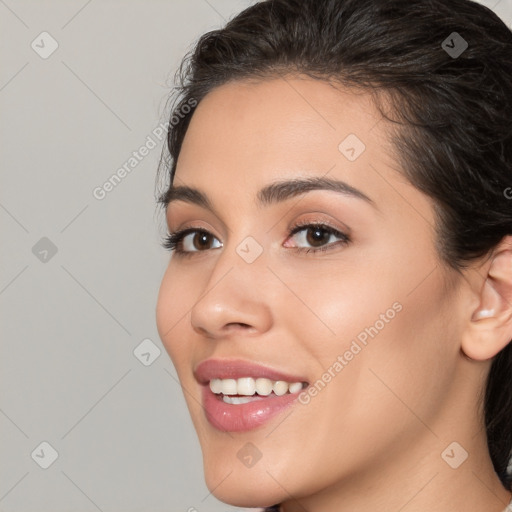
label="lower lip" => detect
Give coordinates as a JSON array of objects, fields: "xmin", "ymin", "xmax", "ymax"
[{"xmin": 201, "ymin": 384, "xmax": 304, "ymax": 432}]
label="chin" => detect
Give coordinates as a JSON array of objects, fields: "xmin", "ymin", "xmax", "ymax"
[
  {"xmin": 205, "ymin": 480, "xmax": 282, "ymax": 509},
  {"xmin": 203, "ymin": 458, "xmax": 285, "ymax": 508}
]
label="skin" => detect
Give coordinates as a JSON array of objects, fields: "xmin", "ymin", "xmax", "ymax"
[{"xmin": 156, "ymin": 76, "xmax": 512, "ymax": 511}]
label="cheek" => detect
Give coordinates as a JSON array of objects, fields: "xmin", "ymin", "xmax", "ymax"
[
  {"xmin": 276, "ymin": 244, "xmax": 457, "ymax": 424},
  {"xmin": 314, "ymin": 262, "xmax": 456, "ymax": 431},
  {"xmin": 156, "ymin": 264, "xmax": 196, "ymax": 365},
  {"xmin": 271, "ymin": 257, "xmax": 406, "ymax": 360}
]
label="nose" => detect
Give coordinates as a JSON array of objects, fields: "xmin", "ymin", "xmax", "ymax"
[{"xmin": 189, "ymin": 247, "xmax": 274, "ymax": 340}]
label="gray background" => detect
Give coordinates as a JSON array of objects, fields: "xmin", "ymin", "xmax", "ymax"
[{"xmin": 1, "ymin": 1, "xmax": 511, "ymax": 511}]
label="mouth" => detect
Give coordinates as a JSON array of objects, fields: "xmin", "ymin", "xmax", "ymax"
[{"xmin": 194, "ymin": 358, "xmax": 310, "ymax": 432}]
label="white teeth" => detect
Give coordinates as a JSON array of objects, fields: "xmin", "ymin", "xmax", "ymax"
[
  {"xmin": 273, "ymin": 381, "xmax": 289, "ymax": 396},
  {"xmin": 288, "ymin": 382, "xmax": 303, "ymax": 394},
  {"xmin": 237, "ymin": 377, "xmax": 256, "ymax": 395},
  {"xmin": 222, "ymin": 378, "xmax": 237, "ymax": 395},
  {"xmin": 222, "ymin": 395, "xmax": 264, "ymax": 404},
  {"xmin": 209, "ymin": 377, "xmax": 305, "ymax": 397},
  {"xmin": 255, "ymin": 377, "xmax": 273, "ymax": 396},
  {"xmin": 209, "ymin": 378, "xmax": 223, "ymax": 394}
]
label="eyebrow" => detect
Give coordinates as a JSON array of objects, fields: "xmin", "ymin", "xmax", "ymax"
[{"xmin": 162, "ymin": 176, "xmax": 374, "ymax": 214}]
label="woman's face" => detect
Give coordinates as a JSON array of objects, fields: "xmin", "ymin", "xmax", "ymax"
[{"xmin": 156, "ymin": 77, "xmax": 468, "ymax": 507}]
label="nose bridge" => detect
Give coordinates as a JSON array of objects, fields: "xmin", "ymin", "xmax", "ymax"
[
  {"xmin": 189, "ymin": 231, "xmax": 273, "ymax": 337},
  {"xmin": 207, "ymin": 220, "xmax": 269, "ymax": 291}
]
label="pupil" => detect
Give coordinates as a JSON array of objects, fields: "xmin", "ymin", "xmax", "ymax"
[
  {"xmin": 307, "ymin": 227, "xmax": 328, "ymax": 247},
  {"xmin": 195, "ymin": 232, "xmax": 210, "ymax": 250}
]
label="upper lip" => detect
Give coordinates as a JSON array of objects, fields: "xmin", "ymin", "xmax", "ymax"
[{"xmin": 194, "ymin": 358, "xmax": 309, "ymax": 385}]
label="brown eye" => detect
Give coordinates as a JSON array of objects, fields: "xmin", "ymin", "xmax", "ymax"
[
  {"xmin": 191, "ymin": 231, "xmax": 214, "ymax": 250},
  {"xmin": 305, "ymin": 226, "xmax": 331, "ymax": 247},
  {"xmin": 183, "ymin": 230, "xmax": 222, "ymax": 252},
  {"xmin": 286, "ymin": 222, "xmax": 350, "ymax": 254},
  {"xmin": 162, "ymin": 228, "xmax": 222, "ymax": 255}
]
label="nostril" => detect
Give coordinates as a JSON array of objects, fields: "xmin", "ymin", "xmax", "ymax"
[{"xmin": 224, "ymin": 322, "xmax": 258, "ymax": 335}]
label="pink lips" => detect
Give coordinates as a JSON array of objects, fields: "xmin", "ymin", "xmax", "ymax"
[{"xmin": 194, "ymin": 358, "xmax": 309, "ymax": 432}]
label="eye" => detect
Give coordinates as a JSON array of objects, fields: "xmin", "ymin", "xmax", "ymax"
[
  {"xmin": 161, "ymin": 228, "xmax": 222, "ymax": 256},
  {"xmin": 285, "ymin": 222, "xmax": 350, "ymax": 254},
  {"xmin": 161, "ymin": 222, "xmax": 350, "ymax": 257}
]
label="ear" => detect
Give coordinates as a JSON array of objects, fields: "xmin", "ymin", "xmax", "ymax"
[{"xmin": 461, "ymin": 235, "xmax": 512, "ymax": 361}]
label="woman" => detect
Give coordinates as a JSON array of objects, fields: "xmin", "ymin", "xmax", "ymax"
[{"xmin": 155, "ymin": 0, "xmax": 512, "ymax": 510}]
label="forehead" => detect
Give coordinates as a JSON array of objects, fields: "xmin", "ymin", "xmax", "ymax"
[{"xmin": 174, "ymin": 77, "xmax": 392, "ymax": 192}]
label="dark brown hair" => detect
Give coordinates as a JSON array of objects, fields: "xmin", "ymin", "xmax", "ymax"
[{"xmin": 156, "ymin": 0, "xmax": 512, "ymax": 491}]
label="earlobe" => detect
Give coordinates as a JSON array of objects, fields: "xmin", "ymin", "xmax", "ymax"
[{"xmin": 461, "ymin": 235, "xmax": 512, "ymax": 361}]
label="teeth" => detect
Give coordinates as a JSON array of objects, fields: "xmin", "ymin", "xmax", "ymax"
[
  {"xmin": 273, "ymin": 380, "xmax": 289, "ymax": 396},
  {"xmin": 209, "ymin": 377, "xmax": 305, "ymax": 397},
  {"xmin": 255, "ymin": 377, "xmax": 272, "ymax": 396},
  {"xmin": 237, "ymin": 377, "xmax": 256, "ymax": 395},
  {"xmin": 209, "ymin": 378, "xmax": 223, "ymax": 394},
  {"xmin": 288, "ymin": 382, "xmax": 303, "ymax": 393},
  {"xmin": 222, "ymin": 395, "xmax": 264, "ymax": 404}
]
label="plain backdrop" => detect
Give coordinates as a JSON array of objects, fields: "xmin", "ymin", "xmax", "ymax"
[{"xmin": 1, "ymin": 1, "xmax": 511, "ymax": 511}]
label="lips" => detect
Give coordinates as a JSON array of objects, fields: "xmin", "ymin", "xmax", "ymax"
[{"xmin": 194, "ymin": 358, "xmax": 310, "ymax": 432}]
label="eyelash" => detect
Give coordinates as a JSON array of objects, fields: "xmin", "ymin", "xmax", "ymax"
[{"xmin": 161, "ymin": 221, "xmax": 351, "ymax": 257}]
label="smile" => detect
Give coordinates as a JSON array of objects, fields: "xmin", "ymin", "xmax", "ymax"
[{"xmin": 195, "ymin": 359, "xmax": 310, "ymax": 431}]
